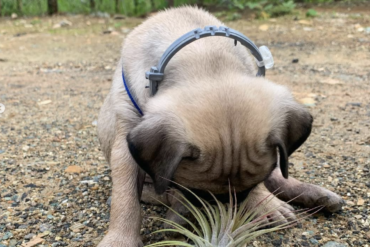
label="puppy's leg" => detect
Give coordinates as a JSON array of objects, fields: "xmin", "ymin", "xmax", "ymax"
[
  {"xmin": 245, "ymin": 183, "xmax": 297, "ymax": 227},
  {"xmin": 98, "ymin": 133, "xmax": 143, "ymax": 247},
  {"xmin": 264, "ymin": 167, "xmax": 345, "ymax": 213}
]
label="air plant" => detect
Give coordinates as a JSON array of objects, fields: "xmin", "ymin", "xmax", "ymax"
[
  {"xmin": 145, "ymin": 151, "xmax": 322, "ymax": 247},
  {"xmin": 145, "ymin": 183, "xmax": 322, "ymax": 247}
]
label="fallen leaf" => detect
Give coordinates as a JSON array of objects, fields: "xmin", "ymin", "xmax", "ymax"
[
  {"xmin": 320, "ymin": 78, "xmax": 343, "ymax": 85},
  {"xmin": 307, "ymin": 93, "xmax": 318, "ymax": 98},
  {"xmin": 71, "ymin": 222, "xmax": 85, "ymax": 232},
  {"xmin": 299, "ymin": 97, "xmax": 316, "ymax": 107},
  {"xmin": 65, "ymin": 165, "xmax": 83, "ymax": 173},
  {"xmin": 90, "ymin": 186, "xmax": 99, "ymax": 190},
  {"xmin": 259, "ymin": 24, "xmax": 269, "ymax": 31},
  {"xmin": 22, "ymin": 236, "xmax": 44, "ymax": 247},
  {"xmin": 52, "ymin": 23, "xmax": 61, "ymax": 29},
  {"xmin": 37, "ymin": 100, "xmax": 52, "ymax": 105},
  {"xmin": 354, "ymin": 23, "xmax": 362, "ymax": 29},
  {"xmin": 357, "ymin": 198, "xmax": 364, "ymax": 206},
  {"xmin": 298, "ymin": 20, "xmax": 312, "ymax": 25}
]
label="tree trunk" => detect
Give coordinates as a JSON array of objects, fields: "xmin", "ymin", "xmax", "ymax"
[
  {"xmin": 17, "ymin": 0, "xmax": 22, "ymax": 15},
  {"xmin": 38, "ymin": 0, "xmax": 43, "ymax": 15},
  {"xmin": 115, "ymin": 0, "xmax": 119, "ymax": 13},
  {"xmin": 90, "ymin": 0, "xmax": 95, "ymax": 12},
  {"xmin": 47, "ymin": 0, "xmax": 58, "ymax": 16},
  {"xmin": 167, "ymin": 0, "xmax": 174, "ymax": 8},
  {"xmin": 150, "ymin": 0, "xmax": 155, "ymax": 11},
  {"xmin": 133, "ymin": 0, "xmax": 138, "ymax": 14}
]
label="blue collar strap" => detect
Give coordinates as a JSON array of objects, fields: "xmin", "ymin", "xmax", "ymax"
[
  {"xmin": 122, "ymin": 70, "xmax": 144, "ymax": 116},
  {"xmin": 123, "ymin": 25, "xmax": 274, "ymax": 116}
]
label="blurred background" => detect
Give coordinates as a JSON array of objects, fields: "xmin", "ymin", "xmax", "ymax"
[{"xmin": 0, "ymin": 0, "xmax": 368, "ymax": 19}]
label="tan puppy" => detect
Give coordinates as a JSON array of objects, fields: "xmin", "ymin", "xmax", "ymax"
[{"xmin": 97, "ymin": 6, "xmax": 344, "ymax": 246}]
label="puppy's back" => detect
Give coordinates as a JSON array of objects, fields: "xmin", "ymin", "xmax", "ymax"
[{"xmin": 120, "ymin": 7, "xmax": 256, "ymax": 102}]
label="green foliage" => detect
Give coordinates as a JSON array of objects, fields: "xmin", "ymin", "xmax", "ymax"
[
  {"xmin": 306, "ymin": 8, "xmax": 318, "ymax": 17},
  {"xmin": 0, "ymin": 0, "xmax": 348, "ymax": 18},
  {"xmin": 58, "ymin": 0, "xmax": 91, "ymax": 14},
  {"xmin": 218, "ymin": 0, "xmax": 296, "ymax": 18},
  {"xmin": 303, "ymin": 0, "xmax": 333, "ymax": 3},
  {"xmin": 264, "ymin": 1, "xmax": 296, "ymax": 17},
  {"xmin": 225, "ymin": 12, "xmax": 242, "ymax": 21},
  {"xmin": 1, "ymin": 0, "xmax": 47, "ymax": 16}
]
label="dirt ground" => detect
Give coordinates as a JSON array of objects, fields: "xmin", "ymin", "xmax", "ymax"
[{"xmin": 0, "ymin": 5, "xmax": 369, "ymax": 247}]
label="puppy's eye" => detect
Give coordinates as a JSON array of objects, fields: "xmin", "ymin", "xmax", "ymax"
[{"xmin": 183, "ymin": 144, "xmax": 200, "ymax": 160}]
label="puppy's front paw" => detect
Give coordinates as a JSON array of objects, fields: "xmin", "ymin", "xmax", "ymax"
[
  {"xmin": 313, "ymin": 188, "xmax": 345, "ymax": 213},
  {"xmin": 97, "ymin": 233, "xmax": 143, "ymax": 247},
  {"xmin": 247, "ymin": 184, "xmax": 297, "ymax": 228},
  {"xmin": 252, "ymin": 195, "xmax": 297, "ymax": 227}
]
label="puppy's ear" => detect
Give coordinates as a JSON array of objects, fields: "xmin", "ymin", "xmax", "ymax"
[
  {"xmin": 269, "ymin": 105, "xmax": 313, "ymax": 179},
  {"xmin": 284, "ymin": 105, "xmax": 313, "ymax": 156},
  {"xmin": 127, "ymin": 116, "xmax": 195, "ymax": 194}
]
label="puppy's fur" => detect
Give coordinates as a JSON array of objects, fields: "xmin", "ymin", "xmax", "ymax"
[{"xmin": 97, "ymin": 7, "xmax": 344, "ymax": 246}]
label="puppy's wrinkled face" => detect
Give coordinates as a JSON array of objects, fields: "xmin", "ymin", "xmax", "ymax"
[{"xmin": 127, "ymin": 75, "xmax": 312, "ymax": 195}]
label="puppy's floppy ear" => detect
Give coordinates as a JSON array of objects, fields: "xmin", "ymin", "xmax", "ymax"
[
  {"xmin": 269, "ymin": 104, "xmax": 313, "ymax": 179},
  {"xmin": 284, "ymin": 105, "xmax": 313, "ymax": 156},
  {"xmin": 127, "ymin": 115, "xmax": 197, "ymax": 194}
]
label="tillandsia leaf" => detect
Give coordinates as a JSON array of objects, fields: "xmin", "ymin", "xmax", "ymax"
[
  {"xmin": 201, "ymin": 200, "xmax": 219, "ymax": 243},
  {"xmin": 234, "ymin": 206, "xmax": 321, "ymax": 246},
  {"xmin": 146, "ymin": 177, "xmax": 317, "ymax": 247},
  {"xmin": 209, "ymin": 192, "xmax": 227, "ymax": 243},
  {"xmin": 170, "ymin": 192, "xmax": 213, "ymax": 239},
  {"xmin": 149, "ymin": 218, "xmax": 210, "ymax": 247},
  {"xmin": 236, "ymin": 188, "xmax": 281, "ymax": 229},
  {"xmin": 169, "ymin": 188, "xmax": 212, "ymax": 240},
  {"xmin": 150, "ymin": 194, "xmax": 203, "ymax": 237},
  {"xmin": 145, "ymin": 240, "xmax": 194, "ymax": 247}
]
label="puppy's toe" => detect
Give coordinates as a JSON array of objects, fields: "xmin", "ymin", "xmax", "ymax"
[
  {"xmin": 255, "ymin": 198, "xmax": 297, "ymax": 228},
  {"xmin": 316, "ymin": 193, "xmax": 345, "ymax": 213},
  {"xmin": 280, "ymin": 203, "xmax": 297, "ymax": 222},
  {"xmin": 267, "ymin": 211, "xmax": 288, "ymax": 227}
]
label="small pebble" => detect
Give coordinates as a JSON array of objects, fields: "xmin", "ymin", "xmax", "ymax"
[
  {"xmin": 310, "ymin": 238, "xmax": 319, "ymax": 245},
  {"xmin": 24, "ymin": 233, "xmax": 35, "ymax": 240},
  {"xmin": 1, "ymin": 231, "xmax": 13, "ymax": 240},
  {"xmin": 322, "ymin": 241, "xmax": 347, "ymax": 247},
  {"xmin": 8, "ymin": 239, "xmax": 17, "ymax": 247},
  {"xmin": 39, "ymin": 223, "xmax": 53, "ymax": 232},
  {"xmin": 346, "ymin": 102, "xmax": 362, "ymax": 107},
  {"xmin": 107, "ymin": 196, "xmax": 112, "ymax": 207}
]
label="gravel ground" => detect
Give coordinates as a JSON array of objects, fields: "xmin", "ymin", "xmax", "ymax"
[{"xmin": 0, "ymin": 5, "xmax": 369, "ymax": 247}]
